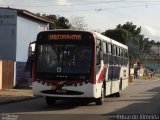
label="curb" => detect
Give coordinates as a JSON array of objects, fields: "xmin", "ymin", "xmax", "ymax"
[{"xmin": 0, "ymin": 96, "xmax": 41, "ymax": 105}]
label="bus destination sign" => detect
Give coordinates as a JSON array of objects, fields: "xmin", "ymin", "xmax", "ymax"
[{"xmin": 48, "ymin": 34, "xmax": 82, "ymax": 40}]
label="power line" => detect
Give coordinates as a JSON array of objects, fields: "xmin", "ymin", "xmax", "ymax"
[
  {"xmin": 38, "ymin": 3, "xmax": 160, "ymax": 13},
  {"xmin": 102, "ymin": 3, "xmax": 160, "ymax": 10},
  {"xmin": 0, "ymin": 1, "xmax": 121, "ymax": 7},
  {"xmin": 1, "ymin": 1, "xmax": 160, "ymax": 13},
  {"xmin": 1, "ymin": 1, "xmax": 160, "ymax": 7}
]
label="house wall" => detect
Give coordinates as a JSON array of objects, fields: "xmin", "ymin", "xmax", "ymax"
[
  {"xmin": 0, "ymin": 9, "xmax": 17, "ymax": 60},
  {"xmin": 0, "ymin": 9, "xmax": 16, "ymax": 89},
  {"xmin": 15, "ymin": 16, "xmax": 49, "ymax": 87},
  {"xmin": 16, "ymin": 16, "xmax": 49, "ymax": 62},
  {"xmin": 0, "ymin": 8, "xmax": 50, "ymax": 89},
  {"xmin": 0, "ymin": 60, "xmax": 2, "ymax": 90}
]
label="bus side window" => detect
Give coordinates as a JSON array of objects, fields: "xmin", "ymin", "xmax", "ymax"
[
  {"xmin": 124, "ymin": 49, "xmax": 128, "ymax": 58},
  {"xmin": 96, "ymin": 39, "xmax": 101, "ymax": 48},
  {"xmin": 115, "ymin": 46, "xmax": 118, "ymax": 56},
  {"xmin": 108, "ymin": 43, "xmax": 113, "ymax": 64},
  {"xmin": 122, "ymin": 49, "xmax": 125, "ymax": 65},
  {"xmin": 96, "ymin": 39, "xmax": 101, "ymax": 65},
  {"xmin": 124, "ymin": 49, "xmax": 128, "ymax": 66},
  {"xmin": 103, "ymin": 41, "xmax": 107, "ymax": 53},
  {"xmin": 111, "ymin": 44, "xmax": 116, "ymax": 55},
  {"xmin": 108, "ymin": 44, "xmax": 111, "ymax": 54},
  {"xmin": 103, "ymin": 41, "xmax": 109, "ymax": 64},
  {"xmin": 119, "ymin": 47, "xmax": 122, "ymax": 65},
  {"xmin": 118, "ymin": 47, "xmax": 120, "ymax": 56},
  {"xmin": 111, "ymin": 45, "xmax": 113, "ymax": 55},
  {"xmin": 112, "ymin": 45, "xmax": 116, "ymax": 64},
  {"xmin": 117, "ymin": 46, "xmax": 120, "ymax": 65},
  {"xmin": 106, "ymin": 43, "xmax": 108, "ymax": 53},
  {"xmin": 115, "ymin": 46, "xmax": 118, "ymax": 65}
]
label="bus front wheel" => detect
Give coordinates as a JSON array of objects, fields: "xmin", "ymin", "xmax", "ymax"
[
  {"xmin": 95, "ymin": 84, "xmax": 105, "ymax": 105},
  {"xmin": 45, "ymin": 96, "xmax": 56, "ymax": 106}
]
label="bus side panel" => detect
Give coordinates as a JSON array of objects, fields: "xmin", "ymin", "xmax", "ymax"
[
  {"xmin": 122, "ymin": 78, "xmax": 128, "ymax": 90},
  {"xmin": 111, "ymin": 80, "xmax": 120, "ymax": 94},
  {"xmin": 105, "ymin": 81, "xmax": 111, "ymax": 95},
  {"xmin": 120, "ymin": 66, "xmax": 129, "ymax": 90},
  {"xmin": 95, "ymin": 64, "xmax": 105, "ymax": 98}
]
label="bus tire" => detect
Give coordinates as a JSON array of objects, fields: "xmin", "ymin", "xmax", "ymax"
[
  {"xmin": 45, "ymin": 96, "xmax": 56, "ymax": 106},
  {"xmin": 114, "ymin": 92, "xmax": 121, "ymax": 97},
  {"xmin": 95, "ymin": 83, "xmax": 105, "ymax": 105},
  {"xmin": 114, "ymin": 79, "xmax": 122, "ymax": 97}
]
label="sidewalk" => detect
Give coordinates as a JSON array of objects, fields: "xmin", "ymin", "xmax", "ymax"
[
  {"xmin": 0, "ymin": 89, "xmax": 35, "ymax": 105},
  {"xmin": 130, "ymin": 74, "xmax": 160, "ymax": 85}
]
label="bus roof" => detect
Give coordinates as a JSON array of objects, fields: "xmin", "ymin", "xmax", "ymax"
[{"xmin": 93, "ymin": 32, "xmax": 128, "ymax": 50}]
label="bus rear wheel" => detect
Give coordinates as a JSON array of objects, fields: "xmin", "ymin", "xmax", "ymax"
[
  {"xmin": 114, "ymin": 79, "xmax": 122, "ymax": 97},
  {"xmin": 95, "ymin": 84, "xmax": 105, "ymax": 105},
  {"xmin": 114, "ymin": 92, "xmax": 121, "ymax": 97},
  {"xmin": 45, "ymin": 96, "xmax": 56, "ymax": 106}
]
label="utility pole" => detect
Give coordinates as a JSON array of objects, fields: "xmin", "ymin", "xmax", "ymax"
[{"xmin": 158, "ymin": 42, "xmax": 159, "ymax": 74}]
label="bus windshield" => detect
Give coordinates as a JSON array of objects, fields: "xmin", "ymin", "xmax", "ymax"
[{"xmin": 36, "ymin": 43, "xmax": 92, "ymax": 79}]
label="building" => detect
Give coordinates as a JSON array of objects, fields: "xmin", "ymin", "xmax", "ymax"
[
  {"xmin": 0, "ymin": 7, "xmax": 53, "ymax": 90},
  {"xmin": 140, "ymin": 44, "xmax": 160, "ymax": 73}
]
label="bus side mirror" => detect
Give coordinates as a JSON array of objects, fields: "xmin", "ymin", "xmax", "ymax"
[
  {"xmin": 28, "ymin": 45, "xmax": 32, "ymax": 58},
  {"xmin": 96, "ymin": 47, "xmax": 103, "ymax": 65},
  {"xmin": 25, "ymin": 41, "xmax": 36, "ymax": 74},
  {"xmin": 96, "ymin": 51, "xmax": 103, "ymax": 65},
  {"xmin": 28, "ymin": 41, "xmax": 36, "ymax": 58}
]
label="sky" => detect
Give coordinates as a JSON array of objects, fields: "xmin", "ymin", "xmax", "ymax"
[{"xmin": 0, "ymin": 0, "xmax": 160, "ymax": 42}]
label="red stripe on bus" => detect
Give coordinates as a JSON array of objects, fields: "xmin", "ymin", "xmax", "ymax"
[{"xmin": 98, "ymin": 68, "xmax": 105, "ymax": 83}]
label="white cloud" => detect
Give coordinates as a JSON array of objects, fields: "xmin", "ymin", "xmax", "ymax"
[
  {"xmin": 0, "ymin": 0, "xmax": 4, "ymax": 4},
  {"xmin": 143, "ymin": 25, "xmax": 160, "ymax": 37},
  {"xmin": 56, "ymin": 0, "xmax": 70, "ymax": 5},
  {"xmin": 142, "ymin": 25, "xmax": 160, "ymax": 41}
]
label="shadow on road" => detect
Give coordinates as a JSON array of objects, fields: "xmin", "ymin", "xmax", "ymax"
[
  {"xmin": 102, "ymin": 87, "xmax": 160, "ymax": 119},
  {"xmin": 0, "ymin": 97, "xmax": 97, "ymax": 113}
]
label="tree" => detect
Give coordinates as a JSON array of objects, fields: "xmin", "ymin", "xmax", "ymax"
[
  {"xmin": 102, "ymin": 22, "xmax": 155, "ymax": 60},
  {"xmin": 117, "ymin": 22, "xmax": 141, "ymax": 36},
  {"xmin": 36, "ymin": 13, "xmax": 71, "ymax": 29},
  {"xmin": 56, "ymin": 16, "xmax": 71, "ymax": 29},
  {"xmin": 102, "ymin": 28, "xmax": 129, "ymax": 44},
  {"xmin": 69, "ymin": 16, "xmax": 88, "ymax": 30},
  {"xmin": 42, "ymin": 14, "xmax": 57, "ymax": 29}
]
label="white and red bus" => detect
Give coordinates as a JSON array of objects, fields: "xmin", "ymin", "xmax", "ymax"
[{"xmin": 30, "ymin": 30, "xmax": 129, "ymax": 105}]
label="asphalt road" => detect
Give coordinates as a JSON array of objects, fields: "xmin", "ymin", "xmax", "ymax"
[{"xmin": 0, "ymin": 78, "xmax": 160, "ymax": 120}]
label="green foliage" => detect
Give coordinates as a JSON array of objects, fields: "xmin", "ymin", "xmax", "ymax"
[
  {"xmin": 103, "ymin": 28, "xmax": 129, "ymax": 44},
  {"xmin": 37, "ymin": 13, "xmax": 71, "ymax": 29},
  {"xmin": 103, "ymin": 22, "xmax": 154, "ymax": 60},
  {"xmin": 56, "ymin": 16, "xmax": 71, "ymax": 29},
  {"xmin": 37, "ymin": 14, "xmax": 88, "ymax": 30}
]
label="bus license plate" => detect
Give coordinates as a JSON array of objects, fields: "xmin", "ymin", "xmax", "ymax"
[{"xmin": 56, "ymin": 89, "xmax": 67, "ymax": 93}]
